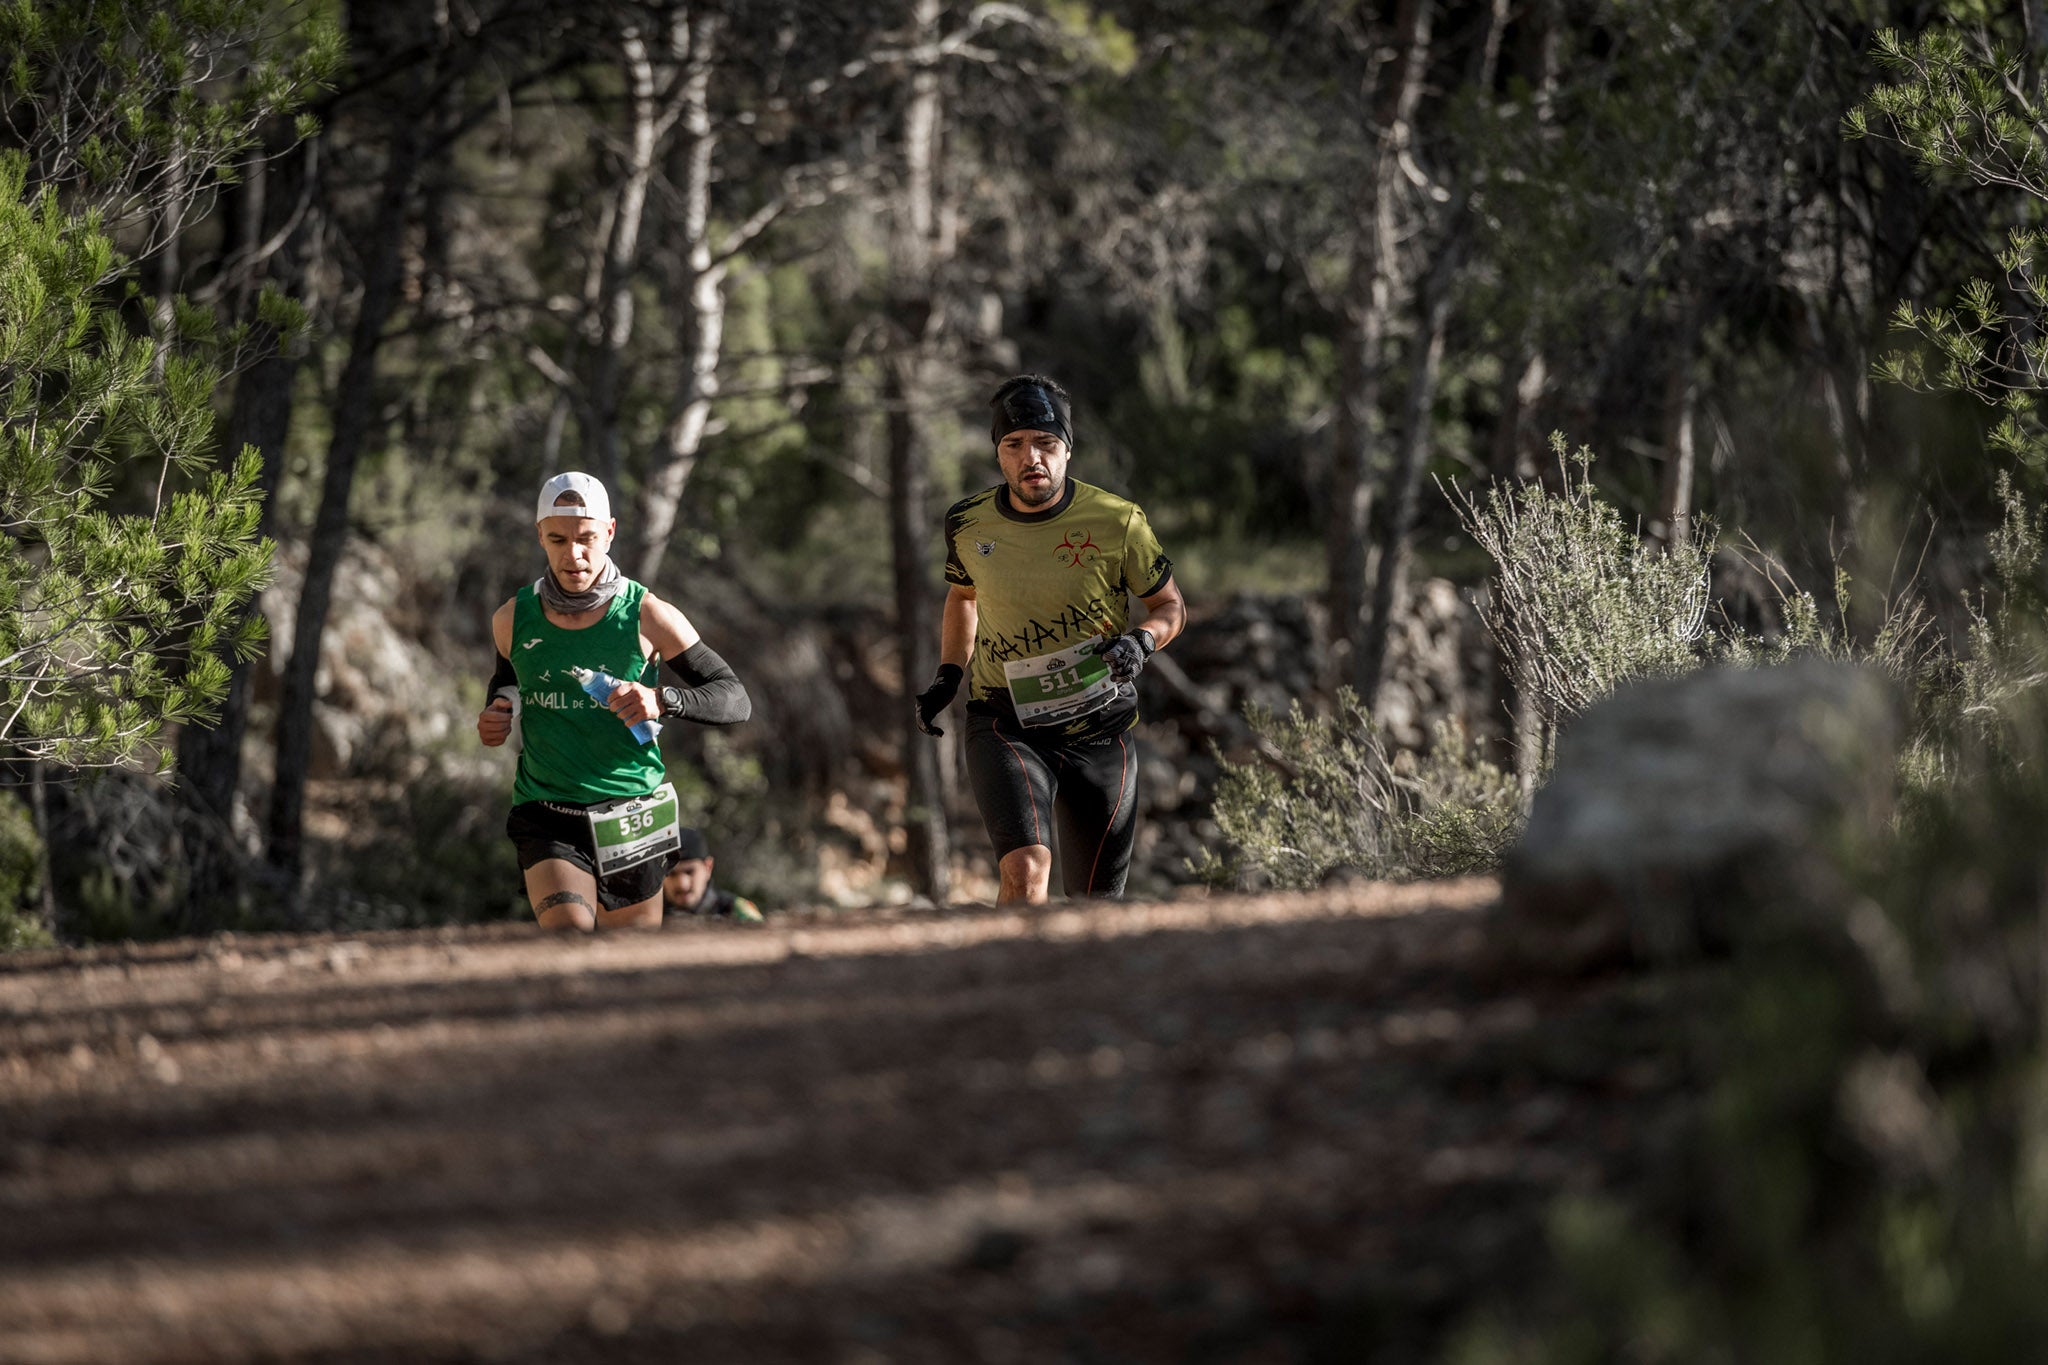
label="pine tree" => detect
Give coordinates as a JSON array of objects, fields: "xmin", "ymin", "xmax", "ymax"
[
  {"xmin": 0, "ymin": 148, "xmax": 282, "ymax": 770},
  {"xmin": 1850, "ymin": 20, "xmax": 2048, "ymax": 475}
]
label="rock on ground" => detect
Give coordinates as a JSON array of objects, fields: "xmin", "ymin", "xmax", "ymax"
[{"xmin": 1497, "ymin": 660, "xmax": 1901, "ymax": 974}]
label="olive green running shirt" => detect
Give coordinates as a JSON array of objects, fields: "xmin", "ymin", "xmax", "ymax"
[
  {"xmin": 509, "ymin": 578, "xmax": 665, "ymax": 806},
  {"xmin": 943, "ymin": 478, "xmax": 1173, "ymax": 742}
]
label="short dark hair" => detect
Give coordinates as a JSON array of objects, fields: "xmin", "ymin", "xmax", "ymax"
[{"xmin": 988, "ymin": 373, "xmax": 1073, "ymax": 449}]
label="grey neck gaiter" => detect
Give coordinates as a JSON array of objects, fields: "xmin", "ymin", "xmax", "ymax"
[{"xmin": 536, "ymin": 557, "xmax": 623, "ymax": 615}]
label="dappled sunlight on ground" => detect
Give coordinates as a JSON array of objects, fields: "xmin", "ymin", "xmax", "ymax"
[{"xmin": 0, "ymin": 878, "xmax": 1686, "ymax": 1364}]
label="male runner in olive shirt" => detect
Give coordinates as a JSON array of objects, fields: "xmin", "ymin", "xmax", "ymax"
[{"xmin": 914, "ymin": 374, "xmax": 1186, "ymax": 903}]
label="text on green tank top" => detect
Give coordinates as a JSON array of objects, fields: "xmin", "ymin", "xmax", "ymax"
[{"xmin": 510, "ymin": 579, "xmax": 665, "ymax": 806}]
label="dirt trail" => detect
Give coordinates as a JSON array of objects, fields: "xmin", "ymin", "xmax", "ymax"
[{"xmin": 0, "ymin": 881, "xmax": 1678, "ymax": 1364}]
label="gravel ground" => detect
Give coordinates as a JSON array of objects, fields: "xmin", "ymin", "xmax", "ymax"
[{"xmin": 0, "ymin": 880, "xmax": 1685, "ymax": 1364}]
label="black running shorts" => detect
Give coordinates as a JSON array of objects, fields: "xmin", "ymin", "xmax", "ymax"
[
  {"xmin": 963, "ymin": 711, "xmax": 1140, "ymax": 897},
  {"xmin": 506, "ymin": 800, "xmax": 668, "ymax": 911}
]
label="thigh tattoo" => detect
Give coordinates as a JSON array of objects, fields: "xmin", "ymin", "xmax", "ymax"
[{"xmin": 539, "ymin": 889, "xmax": 594, "ymax": 913}]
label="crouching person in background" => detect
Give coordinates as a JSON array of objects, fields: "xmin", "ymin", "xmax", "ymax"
[{"xmin": 663, "ymin": 828, "xmax": 764, "ymax": 924}]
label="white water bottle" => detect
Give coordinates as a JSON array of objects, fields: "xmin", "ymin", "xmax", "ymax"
[{"xmin": 493, "ymin": 685, "xmax": 522, "ymax": 751}]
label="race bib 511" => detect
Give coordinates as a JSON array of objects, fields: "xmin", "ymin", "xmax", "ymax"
[{"xmin": 1002, "ymin": 644, "xmax": 1118, "ymax": 728}]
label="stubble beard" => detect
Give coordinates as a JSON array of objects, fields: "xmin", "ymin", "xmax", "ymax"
[{"xmin": 1012, "ymin": 473, "xmax": 1063, "ymax": 508}]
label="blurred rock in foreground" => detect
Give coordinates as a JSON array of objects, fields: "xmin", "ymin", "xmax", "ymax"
[{"xmin": 1496, "ymin": 660, "xmax": 1901, "ymax": 974}]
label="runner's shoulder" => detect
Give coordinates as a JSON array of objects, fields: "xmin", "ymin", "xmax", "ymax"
[
  {"xmin": 1068, "ymin": 479, "xmax": 1147, "ymax": 523},
  {"xmin": 945, "ymin": 485, "xmax": 1002, "ymax": 527},
  {"xmin": 490, "ymin": 595, "xmax": 520, "ymax": 646},
  {"xmin": 636, "ymin": 584, "xmax": 680, "ymax": 620}
]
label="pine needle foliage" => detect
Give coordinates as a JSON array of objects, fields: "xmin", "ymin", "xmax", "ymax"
[
  {"xmin": 0, "ymin": 149, "xmax": 275, "ymax": 770},
  {"xmin": 0, "ymin": 0, "xmax": 341, "ymax": 233},
  {"xmin": 1850, "ymin": 24, "xmax": 2048, "ymax": 473}
]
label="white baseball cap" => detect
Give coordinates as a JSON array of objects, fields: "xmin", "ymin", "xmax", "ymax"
[{"xmin": 535, "ymin": 471, "xmax": 612, "ymax": 524}]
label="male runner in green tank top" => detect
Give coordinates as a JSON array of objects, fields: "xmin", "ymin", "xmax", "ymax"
[
  {"xmin": 476, "ymin": 472, "xmax": 751, "ymax": 931},
  {"xmin": 914, "ymin": 374, "xmax": 1186, "ymax": 903}
]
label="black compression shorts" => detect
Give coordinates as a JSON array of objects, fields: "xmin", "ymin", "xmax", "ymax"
[
  {"xmin": 963, "ymin": 712, "xmax": 1139, "ymax": 897},
  {"xmin": 506, "ymin": 800, "xmax": 668, "ymax": 911}
]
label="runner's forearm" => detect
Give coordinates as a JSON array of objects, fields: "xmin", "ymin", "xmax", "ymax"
[
  {"xmin": 1131, "ymin": 578, "xmax": 1185, "ymax": 652},
  {"xmin": 939, "ymin": 590, "xmax": 977, "ymax": 668},
  {"xmin": 661, "ymin": 641, "xmax": 752, "ymax": 725},
  {"xmin": 1133, "ymin": 606, "xmax": 1184, "ymax": 650}
]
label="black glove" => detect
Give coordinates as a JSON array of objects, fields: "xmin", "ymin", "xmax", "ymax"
[
  {"xmin": 915, "ymin": 663, "xmax": 964, "ymax": 736},
  {"xmin": 1091, "ymin": 628, "xmax": 1156, "ymax": 684}
]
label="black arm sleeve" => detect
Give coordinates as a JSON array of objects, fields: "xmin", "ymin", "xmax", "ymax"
[
  {"xmin": 660, "ymin": 640, "xmax": 752, "ymax": 725},
  {"xmin": 487, "ymin": 651, "xmax": 516, "ymax": 696}
]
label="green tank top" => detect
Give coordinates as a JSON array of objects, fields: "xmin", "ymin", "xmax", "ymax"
[{"xmin": 510, "ymin": 578, "xmax": 665, "ymax": 806}]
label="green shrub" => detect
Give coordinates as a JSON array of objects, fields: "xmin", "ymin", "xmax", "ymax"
[
  {"xmin": 1201, "ymin": 433, "xmax": 2039, "ymax": 895},
  {"xmin": 1448, "ymin": 436, "xmax": 1716, "ymax": 732},
  {"xmin": 1194, "ymin": 693, "xmax": 1520, "ymax": 890}
]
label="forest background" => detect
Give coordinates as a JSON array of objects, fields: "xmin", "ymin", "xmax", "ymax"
[{"xmin": 3, "ymin": 0, "xmax": 2043, "ymax": 944}]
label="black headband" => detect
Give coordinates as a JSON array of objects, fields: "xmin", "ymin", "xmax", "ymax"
[{"xmin": 990, "ymin": 383, "xmax": 1072, "ymax": 449}]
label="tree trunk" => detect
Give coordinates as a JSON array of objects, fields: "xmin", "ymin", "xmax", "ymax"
[
  {"xmin": 634, "ymin": 12, "xmax": 722, "ymax": 583},
  {"xmin": 147, "ymin": 133, "xmax": 189, "ymax": 382},
  {"xmin": 637, "ymin": 267, "xmax": 725, "ymax": 584},
  {"xmin": 541, "ymin": 194, "xmax": 613, "ymax": 469},
  {"xmin": 886, "ymin": 352, "xmax": 951, "ymax": 902},
  {"xmin": 266, "ymin": 129, "xmax": 420, "ymax": 893},
  {"xmin": 1490, "ymin": 343, "xmax": 1546, "ymax": 482},
  {"xmin": 1325, "ymin": 273, "xmax": 1381, "ymax": 693},
  {"xmin": 885, "ymin": 0, "xmax": 951, "ymax": 903},
  {"xmin": 176, "ymin": 135, "xmax": 314, "ymax": 931},
  {"xmin": 1354, "ymin": 0, "xmax": 1500, "ymax": 710},
  {"xmin": 27, "ymin": 761, "xmax": 59, "ymax": 940},
  {"xmin": 584, "ymin": 22, "xmax": 668, "ymax": 491},
  {"xmin": 181, "ymin": 345, "xmax": 299, "ymax": 914},
  {"xmin": 1357, "ymin": 226, "xmax": 1460, "ymax": 710},
  {"xmin": 1325, "ymin": 0, "xmax": 1432, "ymax": 695},
  {"xmin": 1493, "ymin": 0, "xmax": 1558, "ymax": 789},
  {"xmin": 1655, "ymin": 311, "xmax": 1699, "ymax": 551},
  {"xmin": 1486, "ymin": 332, "xmax": 1547, "ymax": 789}
]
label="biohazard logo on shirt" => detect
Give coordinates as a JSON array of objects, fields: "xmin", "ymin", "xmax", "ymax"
[{"xmin": 1054, "ymin": 530, "xmax": 1100, "ymax": 567}]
